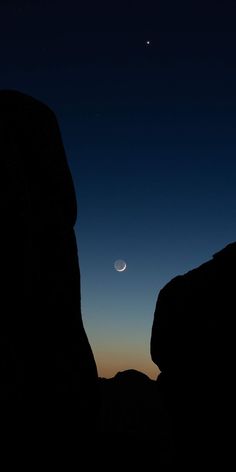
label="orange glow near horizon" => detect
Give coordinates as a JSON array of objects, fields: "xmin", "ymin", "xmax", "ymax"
[{"xmin": 93, "ymin": 344, "xmax": 160, "ymax": 380}]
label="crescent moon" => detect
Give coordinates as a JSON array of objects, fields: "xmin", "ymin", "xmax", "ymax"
[
  {"xmin": 114, "ymin": 259, "xmax": 127, "ymax": 272},
  {"xmin": 117, "ymin": 263, "xmax": 126, "ymax": 272}
]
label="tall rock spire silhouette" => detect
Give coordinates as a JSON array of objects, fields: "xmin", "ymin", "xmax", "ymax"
[{"xmin": 0, "ymin": 90, "xmax": 99, "ymax": 440}]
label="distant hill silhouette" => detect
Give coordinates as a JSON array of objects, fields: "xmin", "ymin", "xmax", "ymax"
[
  {"xmin": 0, "ymin": 90, "xmax": 99, "ymax": 445},
  {"xmin": 98, "ymin": 369, "xmax": 173, "ymax": 461},
  {"xmin": 151, "ymin": 242, "xmax": 236, "ymax": 464}
]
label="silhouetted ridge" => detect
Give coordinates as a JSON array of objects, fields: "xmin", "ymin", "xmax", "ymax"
[
  {"xmin": 114, "ymin": 368, "xmax": 152, "ymax": 383},
  {"xmin": 0, "ymin": 89, "xmax": 99, "ymax": 441},
  {"xmin": 98, "ymin": 369, "xmax": 172, "ymax": 461},
  {"xmin": 213, "ymin": 241, "xmax": 236, "ymax": 258},
  {"xmin": 151, "ymin": 241, "xmax": 236, "ymax": 464}
]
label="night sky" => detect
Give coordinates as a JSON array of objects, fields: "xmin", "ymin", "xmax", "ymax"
[{"xmin": 1, "ymin": 1, "xmax": 236, "ymax": 379}]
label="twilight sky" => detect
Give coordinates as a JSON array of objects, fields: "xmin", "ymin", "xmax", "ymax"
[{"xmin": 1, "ymin": 1, "xmax": 236, "ymax": 379}]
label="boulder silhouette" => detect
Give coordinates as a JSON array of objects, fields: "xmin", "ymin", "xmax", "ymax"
[
  {"xmin": 98, "ymin": 369, "xmax": 172, "ymax": 462},
  {"xmin": 99, "ymin": 369, "xmax": 156, "ymax": 435},
  {"xmin": 0, "ymin": 90, "xmax": 99, "ymax": 441},
  {"xmin": 151, "ymin": 242, "xmax": 236, "ymax": 464}
]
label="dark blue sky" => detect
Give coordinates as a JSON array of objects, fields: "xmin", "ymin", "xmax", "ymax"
[{"xmin": 1, "ymin": 1, "xmax": 236, "ymax": 378}]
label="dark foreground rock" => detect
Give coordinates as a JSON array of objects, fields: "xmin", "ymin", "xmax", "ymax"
[
  {"xmin": 151, "ymin": 242, "xmax": 236, "ymax": 464},
  {"xmin": 0, "ymin": 90, "xmax": 99, "ymax": 443},
  {"xmin": 98, "ymin": 369, "xmax": 173, "ymax": 462}
]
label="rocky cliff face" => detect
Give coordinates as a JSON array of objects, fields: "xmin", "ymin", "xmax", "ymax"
[
  {"xmin": 0, "ymin": 90, "xmax": 99, "ymax": 438},
  {"xmin": 151, "ymin": 242, "xmax": 236, "ymax": 464}
]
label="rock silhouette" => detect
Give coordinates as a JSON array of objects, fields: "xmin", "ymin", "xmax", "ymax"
[
  {"xmin": 99, "ymin": 369, "xmax": 156, "ymax": 435},
  {"xmin": 0, "ymin": 90, "xmax": 99, "ymax": 442},
  {"xmin": 151, "ymin": 242, "xmax": 236, "ymax": 464},
  {"xmin": 98, "ymin": 369, "xmax": 173, "ymax": 462}
]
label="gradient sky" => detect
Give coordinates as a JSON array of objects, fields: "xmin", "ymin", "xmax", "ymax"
[{"xmin": 1, "ymin": 1, "xmax": 236, "ymax": 379}]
